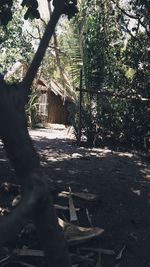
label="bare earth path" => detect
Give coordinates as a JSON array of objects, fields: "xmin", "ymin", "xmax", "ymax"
[
  {"xmin": 29, "ymin": 126, "xmax": 150, "ymax": 267},
  {"xmin": 0, "ymin": 125, "xmax": 150, "ymax": 267}
]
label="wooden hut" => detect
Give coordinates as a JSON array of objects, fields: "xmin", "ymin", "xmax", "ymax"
[
  {"xmin": 37, "ymin": 79, "xmax": 74, "ymax": 125},
  {"xmin": 4, "ymin": 61, "xmax": 75, "ymax": 125}
]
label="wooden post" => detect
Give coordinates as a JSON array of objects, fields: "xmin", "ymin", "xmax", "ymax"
[{"xmin": 78, "ymin": 69, "xmax": 83, "ymax": 146}]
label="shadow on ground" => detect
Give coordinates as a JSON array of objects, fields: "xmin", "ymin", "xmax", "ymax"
[
  {"xmin": 0, "ymin": 132, "xmax": 150, "ymax": 267},
  {"xmin": 33, "ymin": 135, "xmax": 150, "ymax": 267}
]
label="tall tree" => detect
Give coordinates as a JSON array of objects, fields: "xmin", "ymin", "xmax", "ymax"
[
  {"xmin": 0, "ymin": 0, "xmax": 77, "ymax": 266},
  {"xmin": 70, "ymin": 0, "xmax": 149, "ymax": 149}
]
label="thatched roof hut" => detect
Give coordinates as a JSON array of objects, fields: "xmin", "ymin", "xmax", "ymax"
[
  {"xmin": 37, "ymin": 78, "xmax": 75, "ymax": 125},
  {"xmin": 4, "ymin": 61, "xmax": 75, "ymax": 125}
]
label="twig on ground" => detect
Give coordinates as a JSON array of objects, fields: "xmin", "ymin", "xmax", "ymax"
[{"xmin": 116, "ymin": 245, "xmax": 126, "ymax": 260}]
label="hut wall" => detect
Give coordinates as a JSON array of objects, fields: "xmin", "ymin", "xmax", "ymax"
[{"xmin": 47, "ymin": 91, "xmax": 69, "ymax": 124}]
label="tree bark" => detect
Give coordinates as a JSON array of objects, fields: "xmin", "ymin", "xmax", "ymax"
[
  {"xmin": 0, "ymin": 77, "xmax": 71, "ymax": 267},
  {"xmin": 22, "ymin": 6, "xmax": 64, "ymax": 98},
  {"xmin": 0, "ymin": 2, "xmax": 72, "ymax": 266}
]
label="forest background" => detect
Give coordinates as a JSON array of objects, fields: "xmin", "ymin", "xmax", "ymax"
[{"xmin": 0, "ymin": 0, "xmax": 149, "ymax": 151}]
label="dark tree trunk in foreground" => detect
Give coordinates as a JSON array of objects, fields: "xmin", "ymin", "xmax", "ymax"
[{"xmin": 0, "ymin": 2, "xmax": 72, "ymax": 266}]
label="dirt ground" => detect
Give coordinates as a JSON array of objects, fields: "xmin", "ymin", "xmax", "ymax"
[{"xmin": 0, "ymin": 125, "xmax": 150, "ymax": 267}]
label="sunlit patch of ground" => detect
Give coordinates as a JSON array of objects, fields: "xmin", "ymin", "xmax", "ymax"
[{"xmin": 29, "ymin": 126, "xmax": 149, "ymax": 182}]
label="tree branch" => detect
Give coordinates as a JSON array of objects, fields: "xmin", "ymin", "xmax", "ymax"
[
  {"xmin": 112, "ymin": 0, "xmax": 150, "ymax": 37},
  {"xmin": 22, "ymin": 5, "xmax": 65, "ymax": 98},
  {"xmin": 112, "ymin": 0, "xmax": 139, "ymax": 20}
]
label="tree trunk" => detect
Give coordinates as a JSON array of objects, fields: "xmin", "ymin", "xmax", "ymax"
[
  {"xmin": 0, "ymin": 1, "xmax": 72, "ymax": 265},
  {"xmin": 0, "ymin": 77, "xmax": 71, "ymax": 267}
]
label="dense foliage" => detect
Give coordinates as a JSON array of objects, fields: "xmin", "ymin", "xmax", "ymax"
[
  {"xmin": 0, "ymin": 7, "xmax": 34, "ymax": 76},
  {"xmin": 0, "ymin": 0, "xmax": 78, "ymax": 25},
  {"xmin": 0, "ymin": 0, "xmax": 149, "ymax": 150},
  {"xmin": 71, "ymin": 0, "xmax": 150, "ymax": 150}
]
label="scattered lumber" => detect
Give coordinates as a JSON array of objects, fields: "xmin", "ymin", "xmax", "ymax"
[
  {"xmin": 58, "ymin": 191, "xmax": 99, "ymax": 201},
  {"xmin": 58, "ymin": 218, "xmax": 104, "ymax": 245}
]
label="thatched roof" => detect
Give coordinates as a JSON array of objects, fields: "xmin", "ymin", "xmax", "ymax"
[{"xmin": 37, "ymin": 78, "xmax": 75, "ymax": 103}]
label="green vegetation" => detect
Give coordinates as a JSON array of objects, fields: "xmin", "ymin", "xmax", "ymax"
[
  {"xmin": 0, "ymin": 1, "xmax": 34, "ymax": 75},
  {"xmin": 70, "ymin": 0, "xmax": 150, "ymax": 150},
  {"xmin": 0, "ymin": 0, "xmax": 149, "ymax": 150}
]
